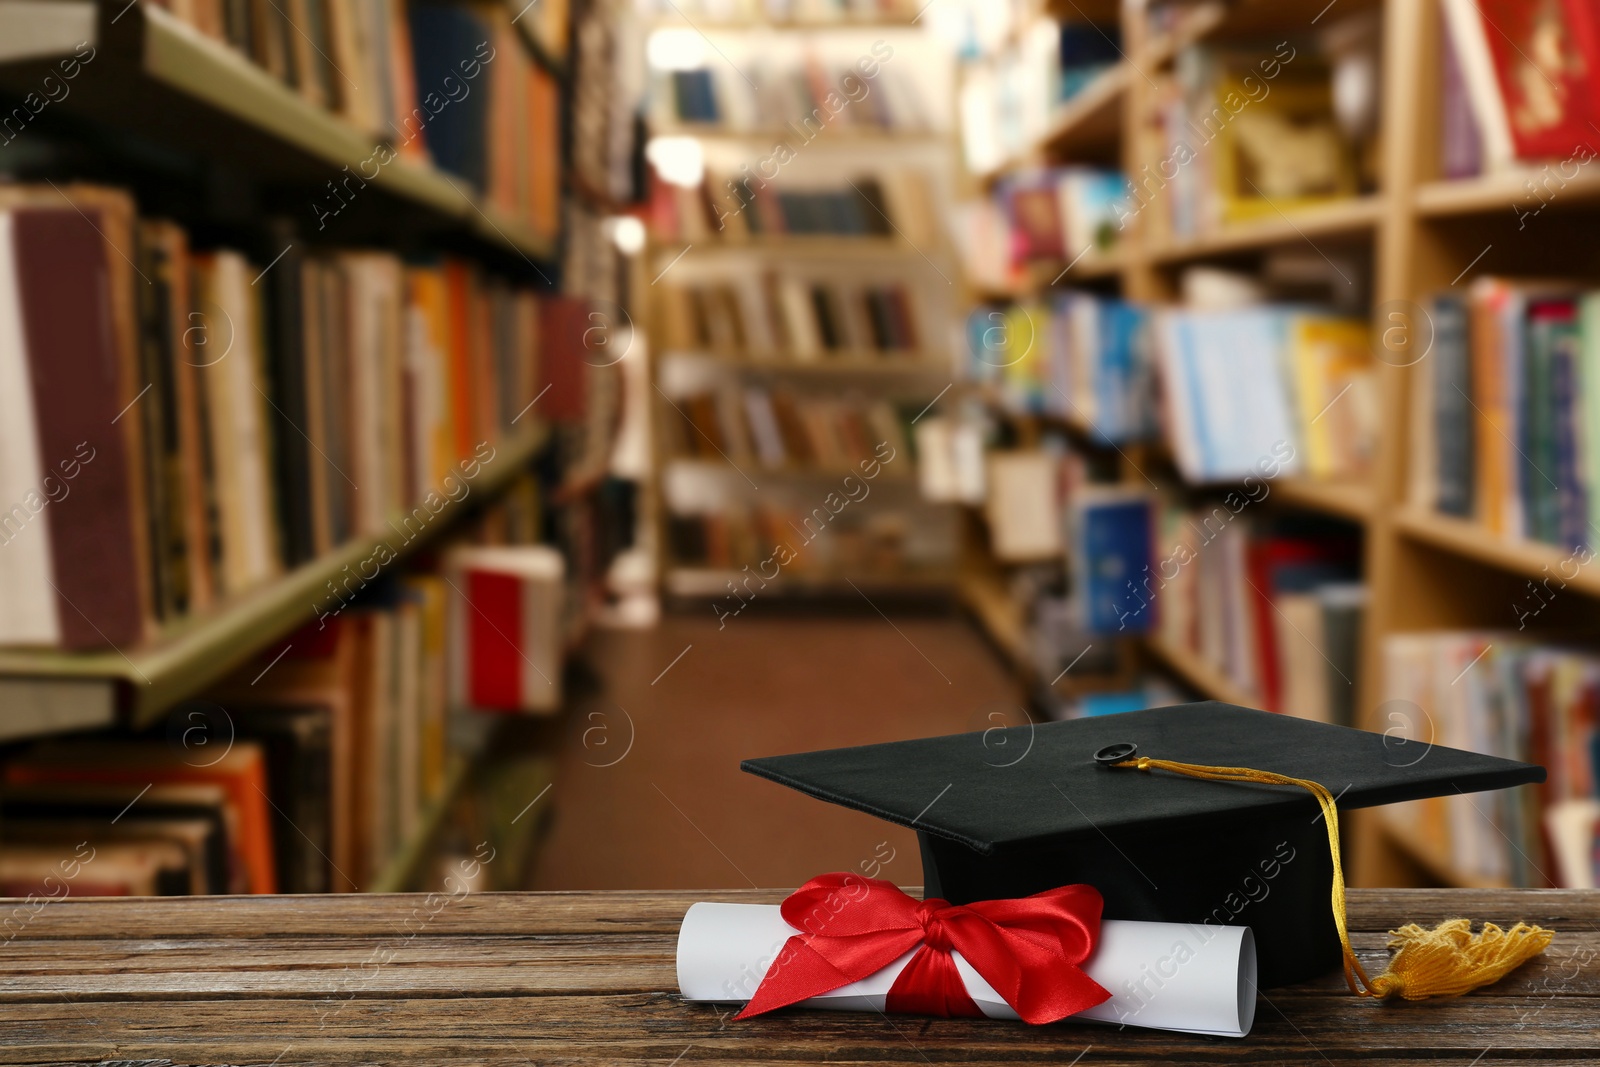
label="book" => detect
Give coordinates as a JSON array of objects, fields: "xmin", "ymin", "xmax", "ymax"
[
  {"xmin": 1475, "ymin": 0, "xmax": 1600, "ymax": 162},
  {"xmin": 1439, "ymin": 0, "xmax": 1516, "ymax": 170},
  {"xmin": 446, "ymin": 546, "xmax": 566, "ymax": 714},
  {"xmin": 1, "ymin": 205, "xmax": 148, "ymax": 650},
  {"xmin": 1069, "ymin": 488, "xmax": 1155, "ymax": 634},
  {"xmin": 234, "ymin": 704, "xmax": 335, "ymax": 893},
  {"xmin": 1437, "ymin": 1, "xmax": 1485, "ymax": 179},
  {"xmin": 194, "ymin": 250, "xmax": 282, "ymax": 595},
  {"xmin": 984, "ymin": 451, "xmax": 1063, "ymax": 561},
  {"xmin": 1156, "ymin": 307, "xmax": 1303, "ymax": 483}
]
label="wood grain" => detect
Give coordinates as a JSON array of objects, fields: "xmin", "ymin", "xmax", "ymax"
[{"xmin": 0, "ymin": 888, "xmax": 1594, "ymax": 1065}]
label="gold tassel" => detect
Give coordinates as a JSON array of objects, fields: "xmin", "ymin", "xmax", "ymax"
[
  {"xmin": 1114, "ymin": 756, "xmax": 1554, "ymax": 999},
  {"xmin": 1365, "ymin": 919, "xmax": 1554, "ymax": 1000}
]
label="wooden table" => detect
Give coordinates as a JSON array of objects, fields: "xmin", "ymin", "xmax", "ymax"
[{"xmin": 2, "ymin": 888, "xmax": 1595, "ymax": 1064}]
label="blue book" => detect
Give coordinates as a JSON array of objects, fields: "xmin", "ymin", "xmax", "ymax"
[
  {"xmin": 1072, "ymin": 490, "xmax": 1154, "ymax": 634},
  {"xmin": 1096, "ymin": 301, "xmax": 1151, "ymax": 443},
  {"xmin": 408, "ymin": 2, "xmax": 492, "ymax": 191},
  {"xmin": 1552, "ymin": 323, "xmax": 1588, "ymax": 550},
  {"xmin": 1433, "ymin": 295, "xmax": 1475, "ymax": 517}
]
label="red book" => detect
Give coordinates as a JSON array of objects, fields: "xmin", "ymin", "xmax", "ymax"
[
  {"xmin": 1245, "ymin": 537, "xmax": 1354, "ymax": 714},
  {"xmin": 539, "ymin": 297, "xmax": 591, "ymax": 424},
  {"xmin": 1006, "ymin": 181, "xmax": 1066, "ymax": 262},
  {"xmin": 12, "ymin": 208, "xmax": 146, "ymax": 650},
  {"xmin": 446, "ymin": 546, "xmax": 564, "ymax": 714},
  {"xmin": 1478, "ymin": 0, "xmax": 1600, "ymax": 159}
]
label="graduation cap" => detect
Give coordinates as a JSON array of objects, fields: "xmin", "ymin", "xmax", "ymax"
[{"xmin": 743, "ymin": 701, "xmax": 1547, "ymax": 989}]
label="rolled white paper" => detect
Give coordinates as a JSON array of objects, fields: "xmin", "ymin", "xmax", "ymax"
[{"xmin": 677, "ymin": 902, "xmax": 1257, "ymax": 1038}]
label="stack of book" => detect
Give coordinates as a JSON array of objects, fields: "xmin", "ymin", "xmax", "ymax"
[
  {"xmin": 1155, "ymin": 306, "xmax": 1376, "ymax": 483},
  {"xmin": 1408, "ymin": 280, "xmax": 1600, "ymax": 549},
  {"xmin": 966, "ymin": 294, "xmax": 1156, "ymax": 443},
  {"xmin": 1381, "ymin": 633, "xmax": 1600, "ymax": 888},
  {"xmin": 649, "ymin": 51, "xmax": 929, "ymax": 132},
  {"xmin": 999, "ymin": 167, "xmax": 1131, "ymax": 259},
  {"xmin": 0, "ymin": 477, "xmax": 572, "ymax": 897},
  {"xmin": 154, "ymin": 0, "xmax": 565, "ymax": 239},
  {"xmin": 1142, "ymin": 505, "xmax": 1365, "ymax": 721},
  {"xmin": 1438, "ymin": 0, "xmax": 1600, "ymax": 176},
  {"xmin": 1, "ymin": 738, "xmax": 280, "ymax": 894},
  {"xmin": 964, "ymin": 295, "xmax": 1375, "ymax": 473},
  {"xmin": 657, "ymin": 274, "xmax": 922, "ymax": 357},
  {"xmin": 651, "ymin": 169, "xmax": 939, "ymax": 245},
  {"xmin": 661, "ymin": 385, "xmax": 912, "ymax": 473},
  {"xmin": 957, "ymin": 16, "xmax": 1122, "ymax": 174},
  {"xmin": 0, "ymin": 183, "xmax": 587, "ymax": 652},
  {"xmin": 634, "ymin": 0, "xmax": 921, "ymax": 21},
  {"xmin": 1142, "ymin": 39, "xmax": 1361, "ymax": 241}
]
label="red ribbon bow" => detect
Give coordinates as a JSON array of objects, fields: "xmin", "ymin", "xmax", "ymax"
[{"xmin": 736, "ymin": 873, "xmax": 1111, "ymax": 1024}]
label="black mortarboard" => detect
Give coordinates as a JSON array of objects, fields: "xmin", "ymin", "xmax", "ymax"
[{"xmin": 742, "ymin": 701, "xmax": 1544, "ymax": 987}]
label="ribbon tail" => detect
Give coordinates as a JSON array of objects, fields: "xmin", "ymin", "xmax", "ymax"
[
  {"xmin": 885, "ymin": 945, "xmax": 984, "ymax": 1018},
  {"xmin": 982, "ymin": 962, "xmax": 1111, "ymax": 1025},
  {"xmin": 736, "ymin": 936, "xmax": 869, "ymax": 1019}
]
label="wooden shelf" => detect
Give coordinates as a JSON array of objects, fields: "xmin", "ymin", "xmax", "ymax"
[
  {"xmin": 1416, "ymin": 167, "xmax": 1600, "ymax": 217},
  {"xmin": 957, "ymin": 568, "xmax": 1035, "ymax": 682},
  {"xmin": 978, "ymin": 63, "xmax": 1129, "ymax": 182},
  {"xmin": 663, "ymin": 457, "xmax": 916, "ymax": 481},
  {"xmin": 0, "ymin": 422, "xmax": 551, "ymax": 732},
  {"xmin": 0, "ymin": 3, "xmax": 556, "ymax": 263},
  {"xmin": 369, "ymin": 741, "xmax": 557, "ymax": 893},
  {"xmin": 661, "ymin": 349, "xmax": 949, "ymax": 375},
  {"xmin": 1145, "ymin": 1, "xmax": 1227, "ymax": 66},
  {"xmin": 1271, "ymin": 478, "xmax": 1376, "ymax": 523},
  {"xmin": 1032, "ymin": 247, "xmax": 1128, "ymax": 284},
  {"xmin": 1040, "ymin": 64, "xmax": 1129, "ymax": 152},
  {"xmin": 651, "ymin": 123, "xmax": 943, "ymax": 144},
  {"xmin": 664, "ymin": 565, "xmax": 956, "ymax": 598},
  {"xmin": 1377, "ymin": 813, "xmax": 1513, "ymax": 891},
  {"xmin": 654, "ymin": 235, "xmax": 929, "ymax": 261},
  {"xmin": 369, "ymin": 754, "xmax": 476, "ymax": 894},
  {"xmin": 1146, "ymin": 196, "xmax": 1384, "ymax": 263},
  {"xmin": 966, "ymin": 247, "xmax": 1128, "ymax": 301},
  {"xmin": 512, "ymin": 12, "xmax": 568, "ymax": 78},
  {"xmin": 644, "ymin": 14, "xmax": 923, "ymax": 31},
  {"xmin": 1142, "ymin": 636, "xmax": 1260, "ymax": 708},
  {"xmin": 1395, "ymin": 508, "xmax": 1600, "ymax": 597}
]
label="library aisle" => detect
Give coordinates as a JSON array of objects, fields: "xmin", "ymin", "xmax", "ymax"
[{"xmin": 533, "ymin": 612, "xmax": 1024, "ymax": 890}]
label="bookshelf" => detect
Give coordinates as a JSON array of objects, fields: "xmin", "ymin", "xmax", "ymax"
[
  {"xmin": 660, "ymin": 349, "xmax": 952, "ymax": 376},
  {"xmin": 0, "ymin": 422, "xmax": 551, "ymax": 731},
  {"xmin": 952, "ymin": 0, "xmax": 1600, "ymax": 888},
  {"xmin": 1142, "ymin": 194, "xmax": 1385, "ymax": 264},
  {"xmin": 0, "ymin": 2, "xmax": 557, "ymax": 262},
  {"xmin": 641, "ymin": 14, "xmax": 961, "ymax": 601},
  {"xmin": 0, "ymin": 0, "xmax": 619, "ymax": 898}
]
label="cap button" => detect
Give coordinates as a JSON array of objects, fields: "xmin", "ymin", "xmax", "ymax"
[{"xmin": 1094, "ymin": 742, "xmax": 1138, "ymax": 766}]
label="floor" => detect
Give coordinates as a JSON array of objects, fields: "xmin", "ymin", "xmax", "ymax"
[{"xmin": 530, "ymin": 606, "xmax": 1026, "ymax": 891}]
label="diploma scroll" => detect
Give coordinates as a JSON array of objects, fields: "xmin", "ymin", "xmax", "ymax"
[{"xmin": 677, "ymin": 902, "xmax": 1257, "ymax": 1038}]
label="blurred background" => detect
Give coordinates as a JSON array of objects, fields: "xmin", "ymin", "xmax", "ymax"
[{"xmin": 0, "ymin": 0, "xmax": 1589, "ymax": 900}]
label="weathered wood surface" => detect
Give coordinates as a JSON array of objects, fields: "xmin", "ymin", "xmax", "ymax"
[{"xmin": 0, "ymin": 888, "xmax": 1595, "ymax": 1065}]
